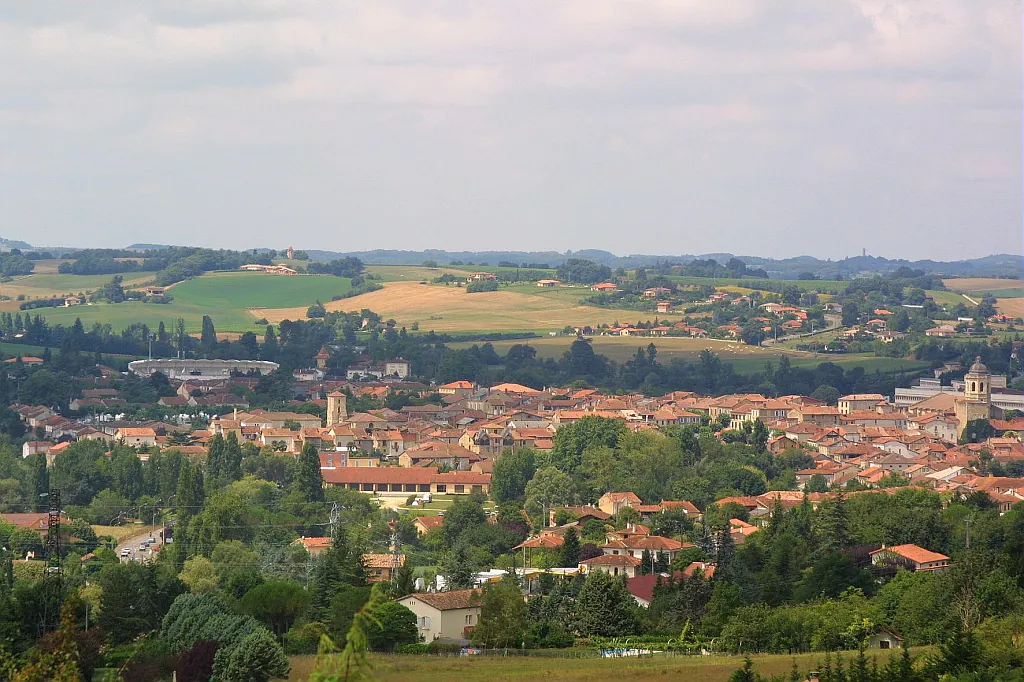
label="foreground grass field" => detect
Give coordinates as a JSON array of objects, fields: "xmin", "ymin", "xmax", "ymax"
[
  {"xmin": 32, "ymin": 271, "xmax": 353, "ymax": 333},
  {"xmin": 285, "ymin": 649, "xmax": 910, "ymax": 682},
  {"xmin": 449, "ymin": 335, "xmax": 929, "ymax": 374}
]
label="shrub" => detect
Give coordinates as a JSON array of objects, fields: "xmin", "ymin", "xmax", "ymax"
[
  {"xmin": 394, "ymin": 643, "xmax": 430, "ymax": 655},
  {"xmin": 466, "ymin": 280, "xmax": 499, "ymax": 293},
  {"xmin": 283, "ymin": 622, "xmax": 328, "ymax": 655}
]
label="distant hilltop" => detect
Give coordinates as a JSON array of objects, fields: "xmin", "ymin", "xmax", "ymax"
[
  {"xmin": 15, "ymin": 242, "xmax": 1023, "ymax": 280},
  {"xmin": 302, "ymin": 249, "xmax": 1023, "ymax": 280},
  {"xmin": 0, "ymin": 237, "xmax": 32, "ymax": 251}
]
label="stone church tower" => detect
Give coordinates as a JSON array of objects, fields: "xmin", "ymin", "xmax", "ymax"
[
  {"xmin": 326, "ymin": 391, "xmax": 348, "ymax": 427},
  {"xmin": 956, "ymin": 356, "xmax": 994, "ymax": 434}
]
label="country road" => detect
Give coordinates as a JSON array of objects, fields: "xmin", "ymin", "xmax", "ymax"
[{"xmin": 114, "ymin": 525, "xmax": 162, "ymax": 563}]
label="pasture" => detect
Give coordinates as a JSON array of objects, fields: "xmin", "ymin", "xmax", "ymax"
[
  {"xmin": 448, "ymin": 335, "xmax": 928, "ymax": 374},
  {"xmin": 366, "ymin": 265, "xmax": 469, "ymax": 282},
  {"xmin": 997, "ymin": 298, "xmax": 1024, "ymax": 318},
  {"xmin": 285, "ymin": 649, "xmax": 910, "ymax": 682},
  {"xmin": 0, "ymin": 272, "xmax": 158, "ymax": 308},
  {"xmin": 942, "ymin": 278, "xmax": 1024, "ymax": 299},
  {"xmin": 30, "ymin": 271, "xmax": 352, "ymax": 333},
  {"xmin": 260, "ymin": 281, "xmax": 640, "ymax": 333}
]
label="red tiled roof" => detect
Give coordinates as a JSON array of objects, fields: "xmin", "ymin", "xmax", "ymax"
[
  {"xmin": 581, "ymin": 554, "xmax": 641, "ymax": 567},
  {"xmin": 362, "ymin": 553, "xmax": 406, "ymax": 569},
  {"xmin": 402, "ymin": 589, "xmax": 481, "ymax": 611},
  {"xmin": 869, "ymin": 543, "xmax": 949, "ymax": 564}
]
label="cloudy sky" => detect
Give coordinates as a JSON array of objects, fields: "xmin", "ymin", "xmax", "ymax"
[{"xmin": 2, "ymin": 1, "xmax": 1020, "ymax": 260}]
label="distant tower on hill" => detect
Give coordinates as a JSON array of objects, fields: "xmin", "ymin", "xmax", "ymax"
[
  {"xmin": 327, "ymin": 391, "xmax": 348, "ymax": 427},
  {"xmin": 315, "ymin": 346, "xmax": 331, "ymax": 370},
  {"xmin": 286, "ymin": 246, "xmax": 295, "ymax": 260}
]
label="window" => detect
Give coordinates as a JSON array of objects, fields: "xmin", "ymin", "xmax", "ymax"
[
  {"xmin": 465, "ymin": 614, "xmax": 473, "ymax": 625},
  {"xmin": 455, "ymin": 485, "xmax": 465, "ymax": 493},
  {"xmin": 436, "ymin": 484, "xmax": 446, "ymax": 493},
  {"xmin": 879, "ymin": 640, "xmax": 890, "ymax": 650},
  {"xmin": 419, "ymin": 616, "xmax": 431, "ymax": 629}
]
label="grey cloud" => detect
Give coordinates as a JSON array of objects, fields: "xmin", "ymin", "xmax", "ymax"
[{"xmin": 0, "ymin": 0, "xmax": 1019, "ymax": 259}]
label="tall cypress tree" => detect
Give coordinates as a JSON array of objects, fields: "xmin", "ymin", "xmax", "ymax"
[
  {"xmin": 294, "ymin": 442, "xmax": 325, "ymax": 503},
  {"xmin": 224, "ymin": 433, "xmax": 243, "ymax": 483},
  {"xmin": 200, "ymin": 315, "xmax": 217, "ymax": 349},
  {"xmin": 262, "ymin": 326, "xmax": 279, "ymax": 360},
  {"xmin": 205, "ymin": 434, "xmax": 226, "ymax": 489}
]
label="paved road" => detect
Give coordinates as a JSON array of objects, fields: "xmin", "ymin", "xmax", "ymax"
[{"xmin": 113, "ymin": 525, "xmax": 162, "ymax": 563}]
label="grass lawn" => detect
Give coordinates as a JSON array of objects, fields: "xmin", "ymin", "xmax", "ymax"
[
  {"xmin": 397, "ymin": 494, "xmax": 495, "ymax": 516},
  {"xmin": 31, "ymin": 271, "xmax": 353, "ymax": 334},
  {"xmin": 285, "ymin": 649, "xmax": 910, "ymax": 682},
  {"xmin": 0, "ymin": 341, "xmax": 48, "ymax": 358}
]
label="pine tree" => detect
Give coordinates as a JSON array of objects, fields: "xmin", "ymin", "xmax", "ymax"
[
  {"xmin": 818, "ymin": 490, "xmax": 849, "ymax": 552},
  {"xmin": 821, "ymin": 652, "xmax": 834, "ymax": 682},
  {"xmin": 640, "ymin": 549, "xmax": 654, "ymax": 575},
  {"xmin": 834, "ymin": 654, "xmax": 847, "ymax": 682},
  {"xmin": 441, "ymin": 541, "xmax": 476, "ymax": 591},
  {"xmin": 294, "ymin": 442, "xmax": 325, "ymax": 503},
  {"xmin": 728, "ymin": 656, "xmax": 757, "ymax": 682},
  {"xmin": 851, "ymin": 645, "xmax": 871, "ymax": 682},
  {"xmin": 560, "ymin": 527, "xmax": 581, "ymax": 568}
]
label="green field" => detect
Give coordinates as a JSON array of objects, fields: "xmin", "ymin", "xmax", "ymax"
[
  {"xmin": 286, "ymin": 649, "xmax": 913, "ymax": 682},
  {"xmin": 0, "ymin": 342, "xmax": 48, "ymax": 358},
  {"xmin": 449, "ymin": 336, "xmax": 928, "ymax": 375},
  {"xmin": 667, "ymin": 275, "xmax": 847, "ymax": 294},
  {"xmin": 33, "ymin": 271, "xmax": 352, "ymax": 334},
  {"xmin": 925, "ymin": 290, "xmax": 970, "ymax": 307},
  {"xmin": 0, "ymin": 272, "xmax": 158, "ymax": 301}
]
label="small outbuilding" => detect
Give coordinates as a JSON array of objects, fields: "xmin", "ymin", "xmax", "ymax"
[{"xmin": 866, "ymin": 629, "xmax": 903, "ymax": 650}]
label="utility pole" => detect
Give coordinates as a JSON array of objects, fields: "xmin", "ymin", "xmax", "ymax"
[
  {"xmin": 39, "ymin": 489, "xmax": 63, "ymax": 635},
  {"xmin": 328, "ymin": 502, "xmax": 340, "ymax": 542}
]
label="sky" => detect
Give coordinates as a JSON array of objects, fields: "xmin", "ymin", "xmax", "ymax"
[{"xmin": 1, "ymin": 1, "xmax": 1021, "ymax": 260}]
